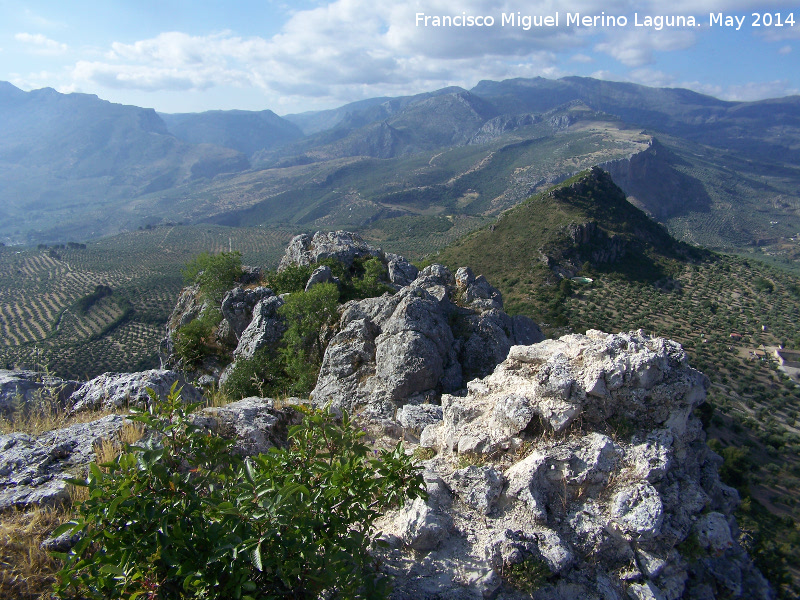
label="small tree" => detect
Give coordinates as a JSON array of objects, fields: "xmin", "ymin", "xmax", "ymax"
[
  {"xmin": 182, "ymin": 251, "xmax": 243, "ymax": 303},
  {"xmin": 279, "ymin": 283, "xmax": 340, "ymax": 394}
]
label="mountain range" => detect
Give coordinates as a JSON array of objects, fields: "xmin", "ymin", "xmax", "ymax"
[{"xmin": 1, "ymin": 77, "xmax": 799, "ymax": 261}]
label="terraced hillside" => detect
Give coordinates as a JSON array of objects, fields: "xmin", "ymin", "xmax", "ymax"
[{"xmin": 0, "ymin": 226, "xmax": 293, "ymax": 379}]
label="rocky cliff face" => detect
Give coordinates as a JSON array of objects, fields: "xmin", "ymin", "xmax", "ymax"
[
  {"xmin": 311, "ymin": 263, "xmax": 543, "ymax": 420},
  {"xmin": 378, "ymin": 330, "xmax": 771, "ymax": 599}
]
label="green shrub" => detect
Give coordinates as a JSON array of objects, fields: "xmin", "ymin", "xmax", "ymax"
[
  {"xmin": 502, "ymin": 556, "xmax": 550, "ymax": 592},
  {"xmin": 182, "ymin": 251, "xmax": 243, "ymax": 302},
  {"xmin": 53, "ymin": 385, "xmax": 426, "ymax": 599},
  {"xmin": 279, "ymin": 283, "xmax": 340, "ymax": 394},
  {"xmin": 173, "ymin": 309, "xmax": 223, "ymax": 368},
  {"xmin": 222, "ymin": 347, "xmax": 287, "ymax": 399},
  {"xmin": 264, "ymin": 263, "xmax": 315, "ymax": 295}
]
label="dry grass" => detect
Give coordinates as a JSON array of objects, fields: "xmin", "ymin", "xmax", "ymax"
[
  {"xmin": 93, "ymin": 420, "xmax": 145, "ymax": 473},
  {"xmin": 0, "ymin": 389, "xmax": 117, "ymax": 437},
  {"xmin": 0, "ymin": 417, "xmax": 147, "ymax": 599},
  {"xmin": 0, "ymin": 505, "xmax": 72, "ymax": 600}
]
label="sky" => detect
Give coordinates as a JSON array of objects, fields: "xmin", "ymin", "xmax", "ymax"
[{"xmin": 0, "ymin": 0, "xmax": 798, "ymax": 115}]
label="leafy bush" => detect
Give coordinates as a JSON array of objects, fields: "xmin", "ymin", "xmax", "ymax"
[
  {"xmin": 279, "ymin": 283, "xmax": 340, "ymax": 394},
  {"xmin": 173, "ymin": 309, "xmax": 223, "ymax": 368},
  {"xmin": 53, "ymin": 385, "xmax": 426, "ymax": 599},
  {"xmin": 263, "ymin": 263, "xmax": 315, "ymax": 294},
  {"xmin": 182, "ymin": 251, "xmax": 243, "ymax": 302},
  {"xmin": 348, "ymin": 257, "xmax": 393, "ymax": 301},
  {"xmin": 222, "ymin": 347, "xmax": 287, "ymax": 399}
]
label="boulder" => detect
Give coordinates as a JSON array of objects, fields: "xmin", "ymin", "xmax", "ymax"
[
  {"xmin": 232, "ymin": 295, "xmax": 286, "ymax": 360},
  {"xmin": 0, "ymin": 370, "xmax": 79, "ymax": 414},
  {"xmin": 373, "ymin": 330, "xmax": 770, "ymax": 599},
  {"xmin": 312, "ymin": 263, "xmax": 543, "ymax": 417},
  {"xmin": 220, "ymin": 286, "xmax": 274, "ymax": 340},
  {"xmin": 278, "ymin": 231, "xmax": 383, "ymax": 271},
  {"xmin": 387, "ymin": 255, "xmax": 419, "ymax": 287},
  {"xmin": 68, "ymin": 369, "xmax": 203, "ymax": 412},
  {"xmin": 189, "ymin": 397, "xmax": 302, "ymax": 456},
  {"xmin": 304, "ymin": 265, "xmax": 335, "ymax": 291},
  {"xmin": 443, "ymin": 464, "xmax": 504, "ymax": 515},
  {"xmin": 0, "ymin": 414, "xmax": 126, "ymax": 509},
  {"xmin": 312, "ymin": 286, "xmax": 461, "ymax": 414}
]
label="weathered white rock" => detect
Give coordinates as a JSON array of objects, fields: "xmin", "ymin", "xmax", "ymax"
[
  {"xmin": 189, "ymin": 397, "xmax": 302, "ymax": 456},
  {"xmin": 220, "ymin": 286, "xmax": 274, "ymax": 339},
  {"xmin": 444, "ymin": 465, "xmax": 504, "ymax": 515},
  {"xmin": 0, "ymin": 414, "xmax": 126, "ymax": 509},
  {"xmin": 304, "ymin": 265, "xmax": 334, "ymax": 291},
  {"xmin": 387, "ymin": 256, "xmax": 419, "ymax": 288},
  {"xmin": 0, "ymin": 369, "xmax": 79, "ymax": 414},
  {"xmin": 610, "ymin": 481, "xmax": 664, "ymax": 539},
  {"xmin": 278, "ymin": 231, "xmax": 383, "ymax": 271},
  {"xmin": 696, "ymin": 512, "xmax": 734, "ymax": 554},
  {"xmin": 397, "ymin": 403, "xmax": 442, "ymax": 434},
  {"xmin": 232, "ymin": 295, "xmax": 286, "ymax": 360},
  {"xmin": 374, "ymin": 330, "xmax": 770, "ymax": 599},
  {"xmin": 69, "ymin": 370, "xmax": 202, "ymax": 412},
  {"xmin": 393, "ymin": 496, "xmax": 451, "ymax": 552}
]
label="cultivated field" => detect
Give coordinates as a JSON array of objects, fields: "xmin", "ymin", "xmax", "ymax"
[{"xmin": 0, "ymin": 225, "xmax": 294, "ymax": 379}]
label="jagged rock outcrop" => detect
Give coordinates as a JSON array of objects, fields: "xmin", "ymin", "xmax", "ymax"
[
  {"xmin": 387, "ymin": 254, "xmax": 419, "ymax": 287},
  {"xmin": 68, "ymin": 369, "xmax": 203, "ymax": 412},
  {"xmin": 304, "ymin": 265, "xmax": 336, "ymax": 291},
  {"xmin": 378, "ymin": 330, "xmax": 771, "ymax": 599},
  {"xmin": 165, "ymin": 283, "xmax": 205, "ymax": 340},
  {"xmin": 232, "ymin": 295, "xmax": 286, "ymax": 360},
  {"xmin": 220, "ymin": 286, "xmax": 274, "ymax": 341},
  {"xmin": 0, "ymin": 414, "xmax": 127, "ymax": 509},
  {"xmin": 311, "ymin": 263, "xmax": 543, "ymax": 418},
  {"xmin": 278, "ymin": 231, "xmax": 383, "ymax": 271},
  {"xmin": 0, "ymin": 370, "xmax": 80, "ymax": 414},
  {"xmin": 0, "ymin": 397, "xmax": 303, "ymax": 511}
]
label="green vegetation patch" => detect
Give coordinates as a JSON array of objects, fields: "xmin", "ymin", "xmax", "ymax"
[{"xmin": 53, "ymin": 386, "xmax": 426, "ymax": 599}]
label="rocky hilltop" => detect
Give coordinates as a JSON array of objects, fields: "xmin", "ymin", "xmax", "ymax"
[{"xmin": 0, "ymin": 232, "xmax": 772, "ymax": 598}]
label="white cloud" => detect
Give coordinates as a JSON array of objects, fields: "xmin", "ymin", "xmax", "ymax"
[
  {"xmin": 15, "ymin": 32, "xmax": 68, "ymax": 56},
  {"xmin": 779, "ymin": 45, "xmax": 792, "ymax": 54},
  {"xmin": 594, "ymin": 28, "xmax": 695, "ymax": 67},
  {"xmin": 718, "ymin": 80, "xmax": 800, "ymax": 101}
]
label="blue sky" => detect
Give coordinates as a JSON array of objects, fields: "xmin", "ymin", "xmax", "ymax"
[{"xmin": 1, "ymin": 0, "xmax": 798, "ymax": 115}]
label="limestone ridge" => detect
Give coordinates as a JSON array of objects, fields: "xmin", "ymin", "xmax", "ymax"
[
  {"xmin": 311, "ymin": 262, "xmax": 544, "ymax": 420},
  {"xmin": 164, "ymin": 230, "xmax": 544, "ymax": 399},
  {"xmin": 379, "ymin": 330, "xmax": 772, "ymax": 599}
]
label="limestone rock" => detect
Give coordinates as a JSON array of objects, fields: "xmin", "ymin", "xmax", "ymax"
[
  {"xmin": 393, "ymin": 496, "xmax": 451, "ymax": 552},
  {"xmin": 220, "ymin": 286, "xmax": 274, "ymax": 340},
  {"xmin": 0, "ymin": 370, "xmax": 79, "ymax": 414},
  {"xmin": 443, "ymin": 464, "xmax": 504, "ymax": 515},
  {"xmin": 387, "ymin": 256, "xmax": 419, "ymax": 287},
  {"xmin": 312, "ymin": 262, "xmax": 542, "ymax": 416},
  {"xmin": 397, "ymin": 403, "xmax": 443, "ymax": 434},
  {"xmin": 610, "ymin": 481, "xmax": 664, "ymax": 540},
  {"xmin": 233, "ymin": 295, "xmax": 286, "ymax": 360},
  {"xmin": 0, "ymin": 414, "xmax": 126, "ymax": 509},
  {"xmin": 373, "ymin": 330, "xmax": 770, "ymax": 599},
  {"xmin": 312, "ymin": 286, "xmax": 461, "ymax": 414},
  {"xmin": 278, "ymin": 231, "xmax": 383, "ymax": 271},
  {"xmin": 189, "ymin": 397, "xmax": 302, "ymax": 456},
  {"xmin": 304, "ymin": 265, "xmax": 335, "ymax": 291},
  {"xmin": 68, "ymin": 370, "xmax": 202, "ymax": 412}
]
